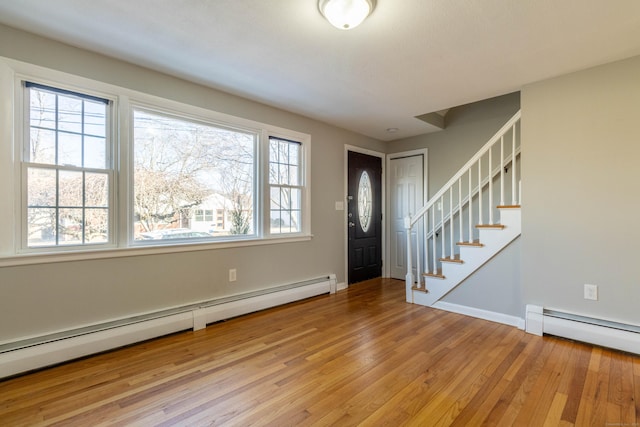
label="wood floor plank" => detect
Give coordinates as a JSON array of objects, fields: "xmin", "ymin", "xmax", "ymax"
[
  {"xmin": 511, "ymin": 337, "xmax": 572, "ymax": 426},
  {"xmin": 543, "ymin": 392, "xmax": 568, "ymax": 427},
  {"xmin": 482, "ymin": 337, "xmax": 549, "ymax": 426},
  {"xmin": 0, "ymin": 278, "xmax": 638, "ymax": 426},
  {"xmin": 559, "ymin": 342, "xmax": 591, "ymax": 425},
  {"xmin": 634, "ymin": 357, "xmax": 640, "ymax": 422},
  {"xmin": 575, "ymin": 347, "xmax": 613, "ymax": 427},
  {"xmin": 609, "ymin": 351, "xmax": 636, "ymax": 426}
]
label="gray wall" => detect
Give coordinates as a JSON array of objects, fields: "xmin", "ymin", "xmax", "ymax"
[
  {"xmin": 0, "ymin": 24, "xmax": 385, "ymax": 342},
  {"xmin": 443, "ymin": 238, "xmax": 521, "ymax": 317},
  {"xmin": 389, "ymin": 93, "xmax": 522, "ymax": 317},
  {"xmin": 521, "ymin": 55, "xmax": 640, "ymax": 326}
]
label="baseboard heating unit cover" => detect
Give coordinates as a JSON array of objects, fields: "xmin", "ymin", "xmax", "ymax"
[
  {"xmin": 525, "ymin": 304, "xmax": 640, "ymax": 355},
  {"xmin": 0, "ymin": 274, "xmax": 337, "ymax": 378}
]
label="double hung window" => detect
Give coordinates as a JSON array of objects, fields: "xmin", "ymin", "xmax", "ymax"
[
  {"xmin": 24, "ymin": 83, "xmax": 111, "ymax": 248},
  {"xmin": 269, "ymin": 137, "xmax": 302, "ymax": 234}
]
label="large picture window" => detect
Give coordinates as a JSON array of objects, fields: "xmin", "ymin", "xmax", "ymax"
[
  {"xmin": 24, "ymin": 83, "xmax": 111, "ymax": 248},
  {"xmin": 0, "ymin": 64, "xmax": 309, "ymax": 262},
  {"xmin": 133, "ymin": 109, "xmax": 255, "ymax": 242}
]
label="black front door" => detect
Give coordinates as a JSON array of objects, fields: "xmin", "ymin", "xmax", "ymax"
[{"xmin": 348, "ymin": 151, "xmax": 382, "ymax": 284}]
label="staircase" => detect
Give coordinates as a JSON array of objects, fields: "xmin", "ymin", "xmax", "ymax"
[{"xmin": 404, "ymin": 111, "xmax": 521, "ymax": 306}]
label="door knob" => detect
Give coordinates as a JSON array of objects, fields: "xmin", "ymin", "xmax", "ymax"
[{"xmin": 348, "ymin": 221, "xmax": 355, "ymax": 228}]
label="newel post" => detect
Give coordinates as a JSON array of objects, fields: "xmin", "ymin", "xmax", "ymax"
[{"xmin": 405, "ymin": 215, "xmax": 413, "ymax": 303}]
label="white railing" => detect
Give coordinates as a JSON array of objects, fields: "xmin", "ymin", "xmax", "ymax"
[{"xmin": 405, "ymin": 110, "xmax": 521, "ymax": 290}]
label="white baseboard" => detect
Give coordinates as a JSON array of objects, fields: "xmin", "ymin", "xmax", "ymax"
[
  {"xmin": 0, "ymin": 275, "xmax": 334, "ymax": 379},
  {"xmin": 0, "ymin": 313, "xmax": 194, "ymax": 380},
  {"xmin": 336, "ymin": 282, "xmax": 347, "ymax": 291},
  {"xmin": 433, "ymin": 301, "xmax": 525, "ymax": 329},
  {"xmin": 199, "ymin": 279, "xmax": 332, "ymax": 325}
]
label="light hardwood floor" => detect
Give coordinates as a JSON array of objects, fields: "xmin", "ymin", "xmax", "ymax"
[{"xmin": 1, "ymin": 278, "xmax": 639, "ymax": 426}]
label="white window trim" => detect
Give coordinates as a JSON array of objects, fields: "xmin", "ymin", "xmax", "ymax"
[
  {"xmin": 0, "ymin": 57, "xmax": 311, "ymax": 267},
  {"xmin": 267, "ymin": 136, "xmax": 307, "ymax": 236},
  {"xmin": 126, "ymin": 101, "xmax": 263, "ymax": 245}
]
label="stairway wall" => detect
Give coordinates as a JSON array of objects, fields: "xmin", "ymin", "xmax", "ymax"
[
  {"xmin": 521, "ymin": 55, "xmax": 640, "ymax": 327},
  {"xmin": 441, "ymin": 237, "xmax": 521, "ymax": 318}
]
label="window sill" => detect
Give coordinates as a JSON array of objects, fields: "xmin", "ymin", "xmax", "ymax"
[{"xmin": 0, "ymin": 234, "xmax": 313, "ymax": 267}]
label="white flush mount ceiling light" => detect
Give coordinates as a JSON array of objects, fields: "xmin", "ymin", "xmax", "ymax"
[{"xmin": 318, "ymin": 0, "xmax": 376, "ymax": 30}]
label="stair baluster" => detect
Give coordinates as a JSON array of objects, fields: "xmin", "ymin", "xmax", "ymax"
[
  {"xmin": 449, "ymin": 186, "xmax": 454, "ymax": 259},
  {"xmin": 431, "ymin": 205, "xmax": 436, "ymax": 275},
  {"xmin": 512, "ymin": 123, "xmax": 517, "ymax": 205},
  {"xmin": 500, "ymin": 136, "xmax": 505, "ymax": 206},
  {"xmin": 489, "ymin": 146, "xmax": 494, "ymax": 224},
  {"xmin": 477, "ymin": 158, "xmax": 483, "ymax": 225},
  {"xmin": 468, "ymin": 168, "xmax": 473, "ymax": 243}
]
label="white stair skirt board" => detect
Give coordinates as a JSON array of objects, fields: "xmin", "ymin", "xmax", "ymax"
[
  {"xmin": 413, "ymin": 208, "xmax": 521, "ymax": 307},
  {"xmin": 525, "ymin": 304, "xmax": 640, "ymax": 355},
  {"xmin": 433, "ymin": 301, "xmax": 525, "ymax": 329},
  {"xmin": 0, "ymin": 274, "xmax": 337, "ymax": 379}
]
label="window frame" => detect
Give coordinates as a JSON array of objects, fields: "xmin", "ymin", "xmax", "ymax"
[
  {"xmin": 0, "ymin": 57, "xmax": 311, "ymax": 267},
  {"xmin": 268, "ymin": 136, "xmax": 305, "ymax": 235},
  {"xmin": 20, "ymin": 81, "xmax": 116, "ymax": 252}
]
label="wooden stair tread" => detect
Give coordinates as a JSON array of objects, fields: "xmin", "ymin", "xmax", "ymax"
[
  {"xmin": 411, "ymin": 285, "xmax": 428, "ymax": 293},
  {"xmin": 423, "ymin": 269, "xmax": 445, "ymax": 279},
  {"xmin": 476, "ymin": 224, "xmax": 506, "ymax": 229},
  {"xmin": 457, "ymin": 240, "xmax": 484, "ymax": 247},
  {"xmin": 440, "ymin": 254, "xmax": 463, "ymax": 264},
  {"xmin": 497, "ymin": 204, "xmax": 521, "ymax": 209}
]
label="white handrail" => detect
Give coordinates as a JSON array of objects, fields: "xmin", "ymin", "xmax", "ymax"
[{"xmin": 409, "ymin": 110, "xmax": 521, "ymax": 227}]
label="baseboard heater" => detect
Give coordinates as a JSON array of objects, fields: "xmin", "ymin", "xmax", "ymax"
[
  {"xmin": 525, "ymin": 304, "xmax": 640, "ymax": 355},
  {"xmin": 0, "ymin": 274, "xmax": 337, "ymax": 379}
]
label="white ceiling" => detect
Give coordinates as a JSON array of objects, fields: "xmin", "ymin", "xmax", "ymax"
[{"xmin": 1, "ymin": 0, "xmax": 640, "ymax": 141}]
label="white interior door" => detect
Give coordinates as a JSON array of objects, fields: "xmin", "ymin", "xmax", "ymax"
[{"xmin": 390, "ymin": 155, "xmax": 424, "ymax": 280}]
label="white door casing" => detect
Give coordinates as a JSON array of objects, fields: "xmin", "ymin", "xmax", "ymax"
[{"xmin": 388, "ymin": 151, "xmax": 426, "ymax": 280}]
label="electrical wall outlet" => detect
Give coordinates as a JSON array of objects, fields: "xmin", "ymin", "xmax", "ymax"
[
  {"xmin": 229, "ymin": 269, "xmax": 237, "ymax": 282},
  {"xmin": 584, "ymin": 284, "xmax": 598, "ymax": 300}
]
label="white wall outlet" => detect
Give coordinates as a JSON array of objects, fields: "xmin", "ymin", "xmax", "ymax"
[
  {"xmin": 584, "ymin": 284, "xmax": 598, "ymax": 300},
  {"xmin": 229, "ymin": 269, "xmax": 237, "ymax": 282}
]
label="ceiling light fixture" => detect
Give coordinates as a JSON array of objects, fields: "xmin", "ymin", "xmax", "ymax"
[{"xmin": 318, "ymin": 0, "xmax": 376, "ymax": 30}]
